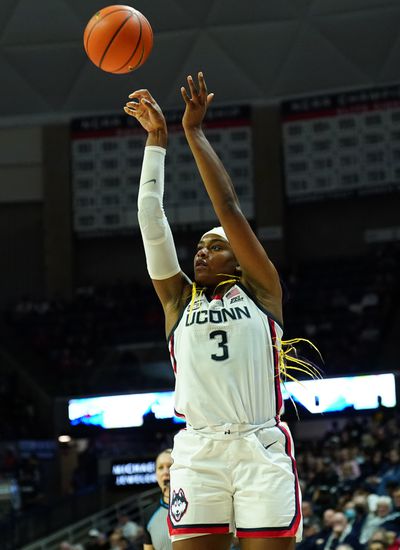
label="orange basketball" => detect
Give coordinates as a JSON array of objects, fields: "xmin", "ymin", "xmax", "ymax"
[{"xmin": 83, "ymin": 5, "xmax": 153, "ymax": 74}]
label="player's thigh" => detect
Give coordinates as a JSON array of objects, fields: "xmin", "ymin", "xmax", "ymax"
[
  {"xmin": 173, "ymin": 533, "xmax": 233, "ymax": 550},
  {"xmin": 233, "ymin": 427, "xmax": 301, "ymax": 541},
  {"xmin": 240, "ymin": 536, "xmax": 296, "ymax": 550},
  {"xmin": 169, "ymin": 431, "xmax": 233, "ymax": 535}
]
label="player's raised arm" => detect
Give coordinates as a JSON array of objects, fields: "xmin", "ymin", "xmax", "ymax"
[
  {"xmin": 181, "ymin": 72, "xmax": 282, "ymax": 317},
  {"xmin": 124, "ymin": 90, "xmax": 188, "ymax": 332}
]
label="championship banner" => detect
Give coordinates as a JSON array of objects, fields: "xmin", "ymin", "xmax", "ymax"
[
  {"xmin": 281, "ymin": 84, "xmax": 400, "ymax": 202},
  {"xmin": 71, "ymin": 106, "xmax": 253, "ymax": 235}
]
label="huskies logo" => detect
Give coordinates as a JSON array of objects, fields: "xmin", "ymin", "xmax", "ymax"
[{"xmin": 170, "ymin": 488, "xmax": 188, "ymax": 522}]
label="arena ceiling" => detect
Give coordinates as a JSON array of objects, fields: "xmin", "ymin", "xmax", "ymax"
[{"xmin": 1, "ymin": 0, "xmax": 400, "ymax": 125}]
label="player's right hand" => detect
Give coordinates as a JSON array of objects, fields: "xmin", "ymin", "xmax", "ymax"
[{"xmin": 124, "ymin": 90, "xmax": 167, "ymax": 134}]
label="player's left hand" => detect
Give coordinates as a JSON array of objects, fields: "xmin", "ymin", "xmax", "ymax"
[{"xmin": 181, "ymin": 71, "xmax": 214, "ymax": 131}]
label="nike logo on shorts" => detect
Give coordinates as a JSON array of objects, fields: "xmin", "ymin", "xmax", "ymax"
[
  {"xmin": 263, "ymin": 440, "xmax": 277, "ymax": 451},
  {"xmin": 143, "ymin": 178, "xmax": 156, "ymax": 185}
]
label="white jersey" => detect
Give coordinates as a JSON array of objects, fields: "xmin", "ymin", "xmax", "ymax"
[{"xmin": 168, "ymin": 283, "xmax": 284, "ymax": 428}]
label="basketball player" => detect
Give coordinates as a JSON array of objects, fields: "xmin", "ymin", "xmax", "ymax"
[
  {"xmin": 124, "ymin": 72, "xmax": 302, "ymax": 550},
  {"xmin": 143, "ymin": 449, "xmax": 173, "ymax": 550}
]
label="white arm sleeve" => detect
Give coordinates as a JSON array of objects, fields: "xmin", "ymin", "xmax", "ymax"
[{"xmin": 137, "ymin": 145, "xmax": 181, "ymax": 280}]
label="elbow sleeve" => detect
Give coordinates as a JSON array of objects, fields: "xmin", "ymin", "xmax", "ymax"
[{"xmin": 137, "ymin": 146, "xmax": 181, "ymax": 280}]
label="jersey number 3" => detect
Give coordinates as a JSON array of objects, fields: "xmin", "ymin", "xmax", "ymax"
[{"xmin": 210, "ymin": 330, "xmax": 229, "ymax": 361}]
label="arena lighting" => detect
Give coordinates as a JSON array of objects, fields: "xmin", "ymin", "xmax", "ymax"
[
  {"xmin": 68, "ymin": 373, "xmax": 397, "ymax": 429},
  {"xmin": 281, "ymin": 372, "xmax": 396, "ymax": 414},
  {"xmin": 68, "ymin": 391, "xmax": 181, "ymax": 429},
  {"xmin": 58, "ymin": 435, "xmax": 72, "ymax": 443}
]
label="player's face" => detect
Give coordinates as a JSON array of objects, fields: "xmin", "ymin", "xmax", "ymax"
[
  {"xmin": 194, "ymin": 235, "xmax": 238, "ymax": 286},
  {"xmin": 156, "ymin": 452, "xmax": 173, "ymax": 493}
]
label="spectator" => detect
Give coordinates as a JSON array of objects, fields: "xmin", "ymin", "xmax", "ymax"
[
  {"xmin": 117, "ymin": 514, "xmax": 142, "ymax": 545},
  {"xmin": 85, "ymin": 528, "xmax": 107, "ymax": 549},
  {"xmin": 386, "ymin": 530, "xmax": 400, "ymax": 550},
  {"xmin": 378, "ymin": 451, "xmax": 400, "ymax": 496},
  {"xmin": 321, "ymin": 509, "xmax": 337, "ymax": 535},
  {"xmin": 393, "ymin": 488, "xmax": 400, "ymax": 512},
  {"xmin": 337, "ymin": 461, "xmax": 362, "ymax": 497},
  {"xmin": 349, "ymin": 495, "xmax": 370, "ymax": 541},
  {"xmin": 367, "ymin": 528, "xmax": 389, "ymax": 550},
  {"xmin": 377, "ymin": 497, "xmax": 393, "ymax": 518},
  {"xmin": 323, "ymin": 511, "xmax": 361, "ymax": 550},
  {"xmin": 360, "ymin": 497, "xmax": 395, "ymax": 544},
  {"xmin": 297, "ymin": 518, "xmax": 322, "ymax": 550},
  {"xmin": 303, "ymin": 500, "xmax": 321, "ymax": 527},
  {"xmin": 109, "ymin": 531, "xmax": 133, "ymax": 550}
]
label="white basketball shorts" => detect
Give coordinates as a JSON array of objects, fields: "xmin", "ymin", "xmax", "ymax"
[{"xmin": 168, "ymin": 421, "xmax": 302, "ymax": 542}]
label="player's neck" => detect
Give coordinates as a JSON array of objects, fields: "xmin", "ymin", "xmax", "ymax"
[{"xmin": 210, "ymin": 280, "xmax": 236, "ymax": 300}]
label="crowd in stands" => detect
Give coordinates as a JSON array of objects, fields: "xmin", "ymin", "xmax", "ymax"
[
  {"xmin": 55, "ymin": 408, "xmax": 400, "ymax": 550},
  {"xmin": 283, "ymin": 244, "xmax": 400, "ymax": 375},
  {"xmin": 4, "ymin": 282, "xmax": 164, "ymax": 395},
  {"xmin": 295, "ymin": 409, "xmax": 400, "ymax": 550},
  {"xmin": 0, "ymin": 244, "xmax": 399, "ymax": 547},
  {"xmin": 0, "ymin": 444, "xmax": 44, "ymax": 520},
  {"xmin": 60, "ymin": 513, "xmax": 144, "ymax": 550},
  {"xmin": 3, "ymin": 243, "xmax": 400, "ymax": 397}
]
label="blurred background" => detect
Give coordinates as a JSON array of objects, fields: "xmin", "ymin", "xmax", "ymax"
[{"xmin": 0, "ymin": 1, "xmax": 399, "ymax": 549}]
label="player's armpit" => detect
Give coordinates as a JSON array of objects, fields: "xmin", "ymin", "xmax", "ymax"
[{"xmin": 152, "ymin": 272, "xmax": 191, "ymax": 336}]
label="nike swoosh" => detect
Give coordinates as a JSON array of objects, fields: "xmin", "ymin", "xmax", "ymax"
[
  {"xmin": 143, "ymin": 178, "xmax": 156, "ymax": 185},
  {"xmin": 263, "ymin": 440, "xmax": 277, "ymax": 451}
]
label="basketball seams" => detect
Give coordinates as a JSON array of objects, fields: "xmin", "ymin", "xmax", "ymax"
[
  {"xmin": 138, "ymin": 16, "xmax": 153, "ymax": 68},
  {"xmin": 132, "ymin": 14, "xmax": 153, "ymax": 70},
  {"xmin": 84, "ymin": 7, "xmax": 133, "ymax": 56},
  {"xmin": 99, "ymin": 13, "xmax": 133, "ymax": 69},
  {"xmin": 113, "ymin": 10, "xmax": 143, "ymax": 73}
]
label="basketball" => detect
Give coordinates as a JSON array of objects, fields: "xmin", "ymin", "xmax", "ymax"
[{"xmin": 83, "ymin": 5, "xmax": 153, "ymax": 74}]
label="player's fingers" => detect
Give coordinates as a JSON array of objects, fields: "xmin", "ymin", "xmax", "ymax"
[
  {"xmin": 206, "ymin": 93, "xmax": 215, "ymax": 106},
  {"xmin": 187, "ymin": 75, "xmax": 199, "ymax": 100},
  {"xmin": 125, "ymin": 108, "xmax": 145, "ymax": 122},
  {"xmin": 124, "ymin": 104, "xmax": 140, "ymax": 115},
  {"xmin": 128, "ymin": 90, "xmax": 145, "ymax": 99},
  {"xmin": 125, "ymin": 102, "xmax": 143, "ymax": 118},
  {"xmin": 180, "ymin": 86, "xmax": 191, "ymax": 104},
  {"xmin": 141, "ymin": 97, "xmax": 159, "ymax": 112},
  {"xmin": 198, "ymin": 71, "xmax": 207, "ymax": 96},
  {"xmin": 129, "ymin": 89, "xmax": 155, "ymax": 102},
  {"xmin": 124, "ymin": 106, "xmax": 137, "ymax": 117},
  {"xmin": 126, "ymin": 100, "xmax": 140, "ymax": 109},
  {"xmin": 129, "ymin": 88, "xmax": 150, "ymax": 97}
]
